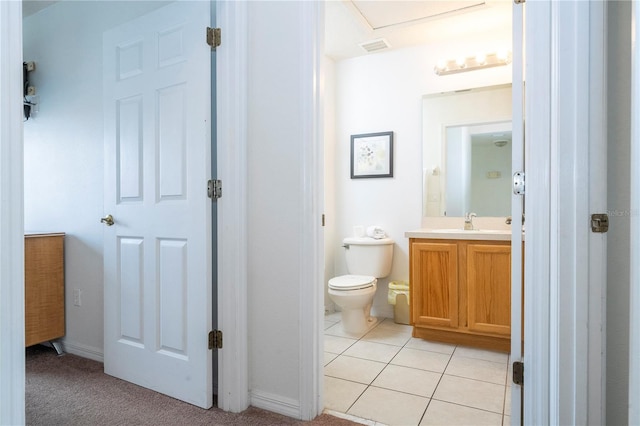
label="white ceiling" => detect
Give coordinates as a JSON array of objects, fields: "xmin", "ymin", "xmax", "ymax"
[
  {"xmin": 349, "ymin": 0, "xmax": 486, "ymax": 29},
  {"xmin": 325, "ymin": 0, "xmax": 512, "ymax": 60}
]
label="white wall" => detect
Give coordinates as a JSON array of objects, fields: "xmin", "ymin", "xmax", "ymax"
[
  {"xmin": 606, "ymin": 2, "xmax": 631, "ymax": 424},
  {"xmin": 23, "ymin": 1, "xmax": 169, "ymax": 360},
  {"xmin": 331, "ymin": 30, "xmax": 511, "ymax": 318}
]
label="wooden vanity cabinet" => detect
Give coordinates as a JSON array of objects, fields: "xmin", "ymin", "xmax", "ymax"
[
  {"xmin": 410, "ymin": 238, "xmax": 511, "ymax": 352},
  {"xmin": 25, "ymin": 233, "xmax": 65, "ymax": 347}
]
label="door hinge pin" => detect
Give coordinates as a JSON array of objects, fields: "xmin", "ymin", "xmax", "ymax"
[
  {"xmin": 208, "ymin": 179, "xmax": 222, "ymax": 200},
  {"xmin": 513, "ymin": 361, "xmax": 524, "ymax": 385},
  {"xmin": 206, "ymin": 27, "xmax": 221, "ymax": 51},
  {"xmin": 209, "ymin": 330, "xmax": 223, "ymax": 349}
]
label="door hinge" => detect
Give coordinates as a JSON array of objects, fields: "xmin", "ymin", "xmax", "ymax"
[
  {"xmin": 514, "ymin": 0, "xmax": 525, "ymax": 3},
  {"xmin": 591, "ymin": 213, "xmax": 609, "ymax": 233},
  {"xmin": 209, "ymin": 330, "xmax": 223, "ymax": 349},
  {"xmin": 322, "ymin": 214, "xmax": 325, "ymax": 227},
  {"xmin": 206, "ymin": 27, "xmax": 221, "ymax": 51},
  {"xmin": 208, "ymin": 179, "xmax": 222, "ymax": 200},
  {"xmin": 513, "ymin": 171, "xmax": 525, "ymax": 195},
  {"xmin": 513, "ymin": 361, "xmax": 524, "ymax": 385}
]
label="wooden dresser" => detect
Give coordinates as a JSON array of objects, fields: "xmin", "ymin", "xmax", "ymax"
[{"xmin": 25, "ymin": 233, "xmax": 65, "ymax": 348}]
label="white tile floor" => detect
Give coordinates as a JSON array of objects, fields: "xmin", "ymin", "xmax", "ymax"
[{"xmin": 323, "ymin": 313, "xmax": 513, "ymax": 426}]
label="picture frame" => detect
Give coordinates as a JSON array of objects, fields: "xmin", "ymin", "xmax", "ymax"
[{"xmin": 350, "ymin": 131, "xmax": 394, "ymax": 179}]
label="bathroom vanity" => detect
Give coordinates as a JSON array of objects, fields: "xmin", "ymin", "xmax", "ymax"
[{"xmin": 406, "ymin": 229, "xmax": 514, "ymax": 352}]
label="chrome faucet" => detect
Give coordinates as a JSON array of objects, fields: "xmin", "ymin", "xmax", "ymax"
[{"xmin": 464, "ymin": 212, "xmax": 476, "ymax": 230}]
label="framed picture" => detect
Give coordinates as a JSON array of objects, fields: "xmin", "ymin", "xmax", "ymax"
[{"xmin": 350, "ymin": 131, "xmax": 394, "ymax": 179}]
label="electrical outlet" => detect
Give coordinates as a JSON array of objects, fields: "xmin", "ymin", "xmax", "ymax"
[
  {"xmin": 73, "ymin": 289, "xmax": 82, "ymax": 307},
  {"xmin": 26, "ymin": 61, "xmax": 36, "ymax": 72}
]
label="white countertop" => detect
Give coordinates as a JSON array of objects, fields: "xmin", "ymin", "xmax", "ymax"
[
  {"xmin": 405, "ymin": 228, "xmax": 513, "ymax": 241},
  {"xmin": 25, "ymin": 232, "xmax": 65, "ymax": 237}
]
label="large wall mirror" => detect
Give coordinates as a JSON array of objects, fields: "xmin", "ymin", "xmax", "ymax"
[{"xmin": 422, "ymin": 84, "xmax": 512, "ymax": 217}]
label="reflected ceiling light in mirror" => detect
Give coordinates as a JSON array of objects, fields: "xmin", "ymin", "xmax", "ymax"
[{"xmin": 434, "ymin": 50, "xmax": 512, "ymax": 76}]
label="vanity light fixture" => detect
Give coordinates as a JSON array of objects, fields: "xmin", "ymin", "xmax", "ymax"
[{"xmin": 434, "ymin": 50, "xmax": 512, "ymax": 76}]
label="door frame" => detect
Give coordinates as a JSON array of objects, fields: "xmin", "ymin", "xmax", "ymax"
[
  {"xmin": 524, "ymin": 1, "xmax": 606, "ymax": 424},
  {"xmin": 298, "ymin": 0, "xmax": 326, "ymax": 419},
  {"xmin": 0, "ymin": 2, "xmax": 25, "ymax": 424},
  {"xmin": 215, "ymin": 0, "xmax": 249, "ymax": 413},
  {"xmin": 510, "ymin": 1, "xmax": 524, "ymax": 422},
  {"xmin": 629, "ymin": 3, "xmax": 640, "ymax": 424}
]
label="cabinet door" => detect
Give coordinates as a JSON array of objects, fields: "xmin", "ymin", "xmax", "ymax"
[
  {"xmin": 466, "ymin": 243, "xmax": 511, "ymax": 336},
  {"xmin": 411, "ymin": 242, "xmax": 458, "ymax": 328}
]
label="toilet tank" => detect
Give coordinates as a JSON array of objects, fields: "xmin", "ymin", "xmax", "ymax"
[{"xmin": 343, "ymin": 237, "xmax": 394, "ymax": 278}]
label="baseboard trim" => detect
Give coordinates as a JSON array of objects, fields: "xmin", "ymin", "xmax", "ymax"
[
  {"xmin": 61, "ymin": 340, "xmax": 104, "ymax": 362},
  {"xmin": 250, "ymin": 390, "xmax": 300, "ymax": 419}
]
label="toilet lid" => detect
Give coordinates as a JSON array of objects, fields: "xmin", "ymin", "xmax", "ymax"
[{"xmin": 329, "ymin": 275, "xmax": 376, "ymax": 291}]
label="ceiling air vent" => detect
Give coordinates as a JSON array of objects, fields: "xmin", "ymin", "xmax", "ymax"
[{"xmin": 359, "ymin": 38, "xmax": 390, "ymax": 53}]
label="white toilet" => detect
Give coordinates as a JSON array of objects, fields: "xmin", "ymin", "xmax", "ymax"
[{"xmin": 328, "ymin": 237, "xmax": 394, "ymax": 334}]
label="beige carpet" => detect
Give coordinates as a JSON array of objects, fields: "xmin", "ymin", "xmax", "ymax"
[{"xmin": 26, "ymin": 345, "xmax": 356, "ymax": 426}]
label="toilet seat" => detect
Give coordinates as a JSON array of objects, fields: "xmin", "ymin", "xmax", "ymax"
[{"xmin": 328, "ymin": 275, "xmax": 376, "ymax": 291}]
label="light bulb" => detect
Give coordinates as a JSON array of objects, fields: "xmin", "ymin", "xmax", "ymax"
[
  {"xmin": 456, "ymin": 57, "xmax": 466, "ymax": 68},
  {"xmin": 496, "ymin": 49, "xmax": 510, "ymax": 62},
  {"xmin": 475, "ymin": 52, "xmax": 486, "ymax": 65}
]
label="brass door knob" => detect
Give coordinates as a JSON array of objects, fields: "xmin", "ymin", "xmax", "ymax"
[{"xmin": 100, "ymin": 215, "xmax": 114, "ymax": 226}]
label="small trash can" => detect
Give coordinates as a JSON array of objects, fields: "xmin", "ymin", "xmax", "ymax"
[{"xmin": 388, "ymin": 280, "xmax": 410, "ymax": 325}]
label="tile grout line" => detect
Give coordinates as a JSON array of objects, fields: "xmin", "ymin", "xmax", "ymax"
[{"xmin": 428, "ymin": 396, "xmax": 508, "ymax": 416}]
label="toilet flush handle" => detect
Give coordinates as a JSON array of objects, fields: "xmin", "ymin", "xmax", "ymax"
[{"xmin": 342, "ymin": 243, "xmax": 350, "ymax": 249}]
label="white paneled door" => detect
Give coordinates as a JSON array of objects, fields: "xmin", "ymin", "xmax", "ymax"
[{"xmin": 102, "ymin": 1, "xmax": 212, "ymax": 408}]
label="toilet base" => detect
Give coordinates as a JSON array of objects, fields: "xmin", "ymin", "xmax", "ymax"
[{"xmin": 340, "ymin": 310, "xmax": 378, "ymax": 335}]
